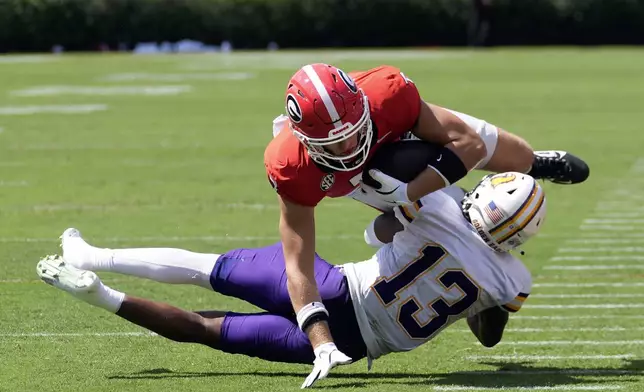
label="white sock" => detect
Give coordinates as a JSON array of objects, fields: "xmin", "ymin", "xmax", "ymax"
[
  {"xmin": 101, "ymin": 248, "xmax": 220, "ymax": 290},
  {"xmin": 85, "ymin": 282, "xmax": 125, "ymax": 313}
]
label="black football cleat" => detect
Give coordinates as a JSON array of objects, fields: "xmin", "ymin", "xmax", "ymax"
[{"xmin": 528, "ymin": 151, "xmax": 590, "ymax": 184}]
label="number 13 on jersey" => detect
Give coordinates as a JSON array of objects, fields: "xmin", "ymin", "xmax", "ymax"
[{"xmin": 371, "ymin": 243, "xmax": 482, "ymax": 340}]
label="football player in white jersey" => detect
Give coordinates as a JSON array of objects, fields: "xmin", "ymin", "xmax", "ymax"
[{"xmin": 35, "ymin": 143, "xmax": 545, "ymax": 389}]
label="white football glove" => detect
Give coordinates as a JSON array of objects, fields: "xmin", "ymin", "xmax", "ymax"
[
  {"xmin": 361, "ymin": 169, "xmax": 412, "ymax": 206},
  {"xmin": 301, "ymin": 343, "xmax": 352, "ymax": 389}
]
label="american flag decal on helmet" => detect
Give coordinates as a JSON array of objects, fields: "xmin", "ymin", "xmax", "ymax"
[{"xmin": 484, "ymin": 201, "xmax": 504, "ymax": 224}]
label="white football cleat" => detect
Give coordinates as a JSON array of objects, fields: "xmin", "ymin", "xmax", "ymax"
[
  {"xmin": 60, "ymin": 227, "xmax": 107, "ymax": 270},
  {"xmin": 37, "ymin": 254, "xmax": 100, "ymax": 298}
]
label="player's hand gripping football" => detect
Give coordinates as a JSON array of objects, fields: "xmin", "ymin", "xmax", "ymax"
[
  {"xmin": 301, "ymin": 342, "xmax": 352, "ymax": 389},
  {"xmin": 361, "ymin": 169, "xmax": 412, "ymax": 206}
]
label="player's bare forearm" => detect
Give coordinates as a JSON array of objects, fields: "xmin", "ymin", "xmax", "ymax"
[
  {"xmin": 278, "ymin": 196, "xmax": 319, "ymax": 311},
  {"xmin": 411, "ymin": 102, "xmax": 487, "ymax": 170},
  {"xmin": 480, "ymin": 129, "xmax": 534, "ymax": 173},
  {"xmin": 278, "ymin": 195, "xmax": 334, "ymax": 348},
  {"xmin": 406, "ymin": 167, "xmax": 453, "ymax": 202},
  {"xmin": 284, "ymin": 268, "xmax": 333, "ymax": 347},
  {"xmin": 467, "ymin": 306, "xmax": 509, "ymax": 348}
]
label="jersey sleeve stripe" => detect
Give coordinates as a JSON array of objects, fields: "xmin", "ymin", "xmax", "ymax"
[
  {"xmin": 503, "ymin": 292, "xmax": 530, "ymax": 313},
  {"xmin": 398, "ymin": 206, "xmax": 414, "ymax": 223},
  {"xmin": 502, "ymin": 304, "xmax": 520, "ymax": 313}
]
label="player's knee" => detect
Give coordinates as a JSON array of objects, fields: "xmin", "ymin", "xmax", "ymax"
[{"xmin": 200, "ymin": 317, "xmax": 224, "ymax": 347}]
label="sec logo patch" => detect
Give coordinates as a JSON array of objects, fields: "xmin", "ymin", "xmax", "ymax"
[{"xmin": 320, "ymin": 173, "xmax": 335, "ymax": 191}]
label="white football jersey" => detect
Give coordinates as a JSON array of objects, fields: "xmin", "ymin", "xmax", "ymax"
[{"xmin": 341, "ymin": 186, "xmax": 531, "ymax": 360}]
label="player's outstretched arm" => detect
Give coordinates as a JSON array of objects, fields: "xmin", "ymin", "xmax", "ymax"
[
  {"xmin": 277, "ymin": 195, "xmax": 330, "ymax": 342},
  {"xmin": 466, "ymin": 306, "xmax": 509, "ymax": 348},
  {"xmin": 278, "ymin": 195, "xmax": 352, "ymax": 388}
]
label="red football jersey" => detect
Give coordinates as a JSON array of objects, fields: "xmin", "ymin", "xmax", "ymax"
[{"xmin": 264, "ymin": 65, "xmax": 421, "ymax": 207}]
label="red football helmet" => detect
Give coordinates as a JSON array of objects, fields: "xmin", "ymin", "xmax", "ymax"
[{"xmin": 284, "ymin": 63, "xmax": 372, "ymax": 171}]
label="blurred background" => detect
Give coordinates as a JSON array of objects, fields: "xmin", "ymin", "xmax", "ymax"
[{"xmin": 1, "ymin": 0, "xmax": 643, "ymax": 53}]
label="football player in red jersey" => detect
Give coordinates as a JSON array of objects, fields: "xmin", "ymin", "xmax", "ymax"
[{"xmin": 263, "ymin": 63, "xmax": 589, "ymax": 386}]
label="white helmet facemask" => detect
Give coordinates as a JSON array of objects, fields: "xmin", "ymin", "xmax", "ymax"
[
  {"xmin": 462, "ymin": 172, "xmax": 547, "ymax": 253},
  {"xmin": 290, "ymin": 95, "xmax": 373, "ymax": 172}
]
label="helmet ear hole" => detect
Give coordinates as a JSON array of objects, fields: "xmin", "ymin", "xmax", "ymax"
[{"xmin": 507, "ymin": 188, "xmax": 517, "ymax": 195}]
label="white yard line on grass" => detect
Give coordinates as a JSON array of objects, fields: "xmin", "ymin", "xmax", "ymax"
[
  {"xmin": 534, "ymin": 274, "xmax": 643, "ymax": 279},
  {"xmin": 514, "ymin": 315, "xmax": 644, "ymax": 320},
  {"xmin": 463, "ymin": 370, "xmax": 635, "ymax": 376},
  {"xmin": 466, "ymin": 355, "xmax": 633, "ymax": 361},
  {"xmin": 525, "ymin": 304, "xmax": 644, "ymax": 309},
  {"xmin": 565, "ymin": 239, "xmax": 644, "ymax": 245},
  {"xmin": 0, "ymin": 181, "xmax": 28, "ymax": 187},
  {"xmin": 584, "ymin": 219, "xmax": 644, "ymax": 224},
  {"xmin": 550, "ymin": 159, "xmax": 644, "ymax": 263},
  {"xmin": 0, "ymin": 332, "xmax": 154, "ymax": 337},
  {"xmin": 11, "ymin": 86, "xmax": 192, "ymax": 97},
  {"xmin": 571, "ymin": 233, "xmax": 644, "ymax": 238},
  {"xmin": 591, "ymin": 212, "xmax": 644, "ymax": 218},
  {"xmin": 0, "ymin": 202, "xmax": 353, "ymax": 212},
  {"xmin": 102, "ymin": 72, "xmax": 255, "ymax": 82},
  {"xmin": 181, "ymin": 51, "xmax": 470, "ymax": 70},
  {"xmin": 0, "ymin": 234, "xmax": 361, "ymax": 244},
  {"xmin": 0, "ymin": 104, "xmax": 107, "ymax": 115},
  {"xmin": 499, "ymin": 340, "xmax": 644, "ymax": 346},
  {"xmin": 580, "ymin": 226, "xmax": 644, "ymax": 231},
  {"xmin": 433, "ymin": 386, "xmax": 622, "ymax": 391},
  {"xmin": 533, "ymin": 283, "xmax": 644, "ymax": 288},
  {"xmin": 451, "ymin": 327, "xmax": 644, "ymax": 332},
  {"xmin": 549, "ymin": 256, "xmax": 644, "ymax": 261},
  {"xmin": 558, "ymin": 247, "xmax": 644, "ymax": 253},
  {"xmin": 544, "ymin": 265, "xmax": 644, "ymax": 270},
  {"xmin": 3, "ymin": 330, "xmax": 641, "ymax": 338},
  {"xmin": 530, "ymin": 294, "xmax": 644, "ymax": 299},
  {"xmin": 0, "ymin": 55, "xmax": 58, "ymax": 64}
]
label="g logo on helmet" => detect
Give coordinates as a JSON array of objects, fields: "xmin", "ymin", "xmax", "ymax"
[
  {"xmin": 286, "ymin": 94, "xmax": 302, "ymax": 123},
  {"xmin": 337, "ymin": 69, "xmax": 358, "ymax": 94}
]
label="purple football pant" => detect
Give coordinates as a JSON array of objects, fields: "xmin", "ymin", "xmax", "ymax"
[{"xmin": 209, "ymin": 242, "xmax": 367, "ymax": 364}]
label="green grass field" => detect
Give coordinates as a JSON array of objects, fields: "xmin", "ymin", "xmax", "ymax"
[{"xmin": 1, "ymin": 48, "xmax": 644, "ymax": 392}]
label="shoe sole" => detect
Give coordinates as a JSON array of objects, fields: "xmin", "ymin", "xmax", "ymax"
[{"xmin": 37, "ymin": 255, "xmax": 97, "ymax": 294}]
